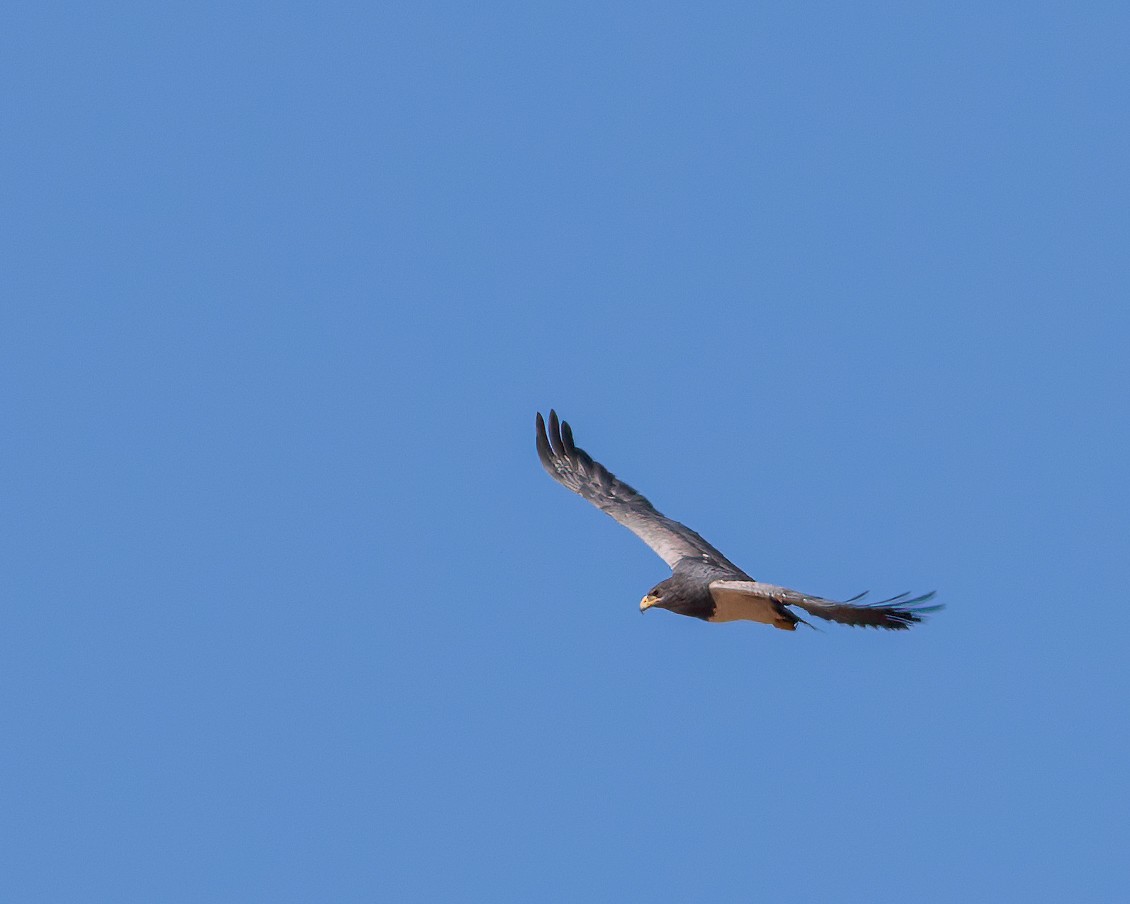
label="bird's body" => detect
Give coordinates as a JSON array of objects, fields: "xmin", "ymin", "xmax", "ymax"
[{"xmin": 535, "ymin": 410, "xmax": 939, "ymax": 631}]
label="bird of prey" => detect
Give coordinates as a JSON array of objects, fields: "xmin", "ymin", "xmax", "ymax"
[{"xmin": 535, "ymin": 410, "xmax": 939, "ymax": 631}]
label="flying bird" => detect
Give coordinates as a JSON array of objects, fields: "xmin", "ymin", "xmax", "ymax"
[{"xmin": 535, "ymin": 410, "xmax": 939, "ymax": 631}]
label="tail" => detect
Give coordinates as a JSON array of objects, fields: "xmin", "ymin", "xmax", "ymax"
[{"xmin": 772, "ymin": 603, "xmax": 817, "ymax": 632}]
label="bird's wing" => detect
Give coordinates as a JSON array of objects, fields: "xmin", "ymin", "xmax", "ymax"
[
  {"xmin": 709, "ymin": 580, "xmax": 941, "ymax": 631},
  {"xmin": 536, "ymin": 410, "xmax": 734, "ymax": 570}
]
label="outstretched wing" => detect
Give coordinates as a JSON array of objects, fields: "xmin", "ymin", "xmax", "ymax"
[
  {"xmin": 536, "ymin": 410, "xmax": 734, "ymax": 570},
  {"xmin": 710, "ymin": 580, "xmax": 941, "ymax": 631}
]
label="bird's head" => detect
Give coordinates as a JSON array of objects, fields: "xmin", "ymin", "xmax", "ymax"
[
  {"xmin": 640, "ymin": 569, "xmax": 716, "ymax": 620},
  {"xmin": 639, "ymin": 580, "xmax": 672, "ymax": 613}
]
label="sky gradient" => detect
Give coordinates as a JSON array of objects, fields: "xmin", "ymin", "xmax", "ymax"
[{"xmin": 4, "ymin": 2, "xmax": 1129, "ymax": 901}]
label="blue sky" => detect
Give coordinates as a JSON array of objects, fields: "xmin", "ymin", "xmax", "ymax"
[{"xmin": 3, "ymin": 2, "xmax": 1128, "ymax": 901}]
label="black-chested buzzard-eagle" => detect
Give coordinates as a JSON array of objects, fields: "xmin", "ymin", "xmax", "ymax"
[{"xmin": 536, "ymin": 410, "xmax": 939, "ymax": 631}]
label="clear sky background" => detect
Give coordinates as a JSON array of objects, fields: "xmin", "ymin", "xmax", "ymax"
[{"xmin": 3, "ymin": 2, "xmax": 1128, "ymax": 902}]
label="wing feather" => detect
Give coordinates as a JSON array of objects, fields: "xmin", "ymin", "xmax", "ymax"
[
  {"xmin": 536, "ymin": 410, "xmax": 733, "ymax": 570},
  {"xmin": 709, "ymin": 580, "xmax": 941, "ymax": 631}
]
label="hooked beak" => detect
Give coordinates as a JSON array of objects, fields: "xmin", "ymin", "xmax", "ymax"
[{"xmin": 640, "ymin": 594, "xmax": 660, "ymax": 613}]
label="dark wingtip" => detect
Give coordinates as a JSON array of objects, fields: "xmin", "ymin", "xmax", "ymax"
[
  {"xmin": 560, "ymin": 418, "xmax": 576, "ymax": 455},
  {"xmin": 820, "ymin": 588, "xmax": 942, "ymax": 630},
  {"xmin": 535, "ymin": 411, "xmax": 554, "ymax": 470},
  {"xmin": 884, "ymin": 591, "xmax": 943, "ymax": 629},
  {"xmin": 546, "ymin": 409, "xmax": 566, "ymax": 456}
]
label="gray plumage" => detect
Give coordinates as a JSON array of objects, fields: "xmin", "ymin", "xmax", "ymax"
[
  {"xmin": 535, "ymin": 410, "xmax": 736, "ymax": 570},
  {"xmin": 535, "ymin": 410, "xmax": 940, "ymax": 631}
]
